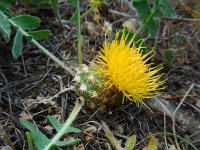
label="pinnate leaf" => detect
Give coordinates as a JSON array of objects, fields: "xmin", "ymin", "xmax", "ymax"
[
  {"xmin": 132, "ymin": 0, "xmax": 177, "ymax": 36},
  {"xmin": 20, "ymin": 119, "xmax": 50, "ymax": 150},
  {"xmin": 20, "ymin": 117, "xmax": 81, "ymax": 150},
  {"xmin": 48, "ymin": 115, "xmax": 81, "ymax": 134}
]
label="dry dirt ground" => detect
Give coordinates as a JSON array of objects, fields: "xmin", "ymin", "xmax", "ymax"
[{"xmin": 0, "ymin": 1, "xmax": 200, "ymax": 150}]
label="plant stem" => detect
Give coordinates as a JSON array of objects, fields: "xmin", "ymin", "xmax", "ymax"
[
  {"xmin": 77, "ymin": 0, "xmax": 82, "ymax": 65},
  {"xmin": 44, "ymin": 100, "xmax": 84, "ymax": 150},
  {"xmin": 50, "ymin": 0, "xmax": 64, "ymax": 30},
  {"xmin": 9, "ymin": 20, "xmax": 74, "ymax": 76}
]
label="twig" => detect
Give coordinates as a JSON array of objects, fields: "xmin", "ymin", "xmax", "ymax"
[
  {"xmin": 172, "ymin": 118, "xmax": 181, "ymax": 150},
  {"xmin": 163, "ymin": 112, "xmax": 169, "ymax": 150},
  {"xmin": 146, "ymin": 97, "xmax": 200, "ymax": 141},
  {"xmin": 80, "ymin": 8, "xmax": 93, "ymax": 20},
  {"xmin": 172, "ymin": 84, "xmax": 194, "ymax": 118},
  {"xmin": 109, "ymin": 9, "xmax": 133, "ymax": 18},
  {"xmin": 154, "ymin": 98, "xmax": 172, "ymax": 116},
  {"xmin": 47, "ymin": 86, "xmax": 74, "ymax": 101},
  {"xmin": 162, "ymin": 17, "xmax": 200, "ymax": 22}
]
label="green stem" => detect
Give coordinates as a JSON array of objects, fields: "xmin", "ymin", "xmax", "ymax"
[
  {"xmin": 44, "ymin": 100, "xmax": 84, "ymax": 150},
  {"xmin": 50, "ymin": 0, "xmax": 64, "ymax": 30},
  {"xmin": 9, "ymin": 20, "xmax": 74, "ymax": 76},
  {"xmin": 77, "ymin": 0, "xmax": 82, "ymax": 65}
]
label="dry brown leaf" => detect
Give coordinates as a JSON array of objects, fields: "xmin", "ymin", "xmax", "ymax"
[
  {"xmin": 103, "ymin": 21, "xmax": 112, "ymax": 35},
  {"xmin": 179, "ymin": 0, "xmax": 200, "ymax": 18},
  {"xmin": 85, "ymin": 134, "xmax": 93, "ymax": 141},
  {"xmin": 19, "ymin": 111, "xmax": 33, "ymax": 120},
  {"xmin": 86, "ymin": 22, "xmax": 96, "ymax": 36},
  {"xmin": 24, "ymin": 96, "xmax": 55, "ymax": 111},
  {"xmin": 84, "ymin": 125, "xmax": 97, "ymax": 133},
  {"xmin": 76, "ymin": 143, "xmax": 85, "ymax": 150},
  {"xmin": 44, "ymin": 125, "xmax": 54, "ymax": 132},
  {"xmin": 122, "ymin": 18, "xmax": 139, "ymax": 32}
]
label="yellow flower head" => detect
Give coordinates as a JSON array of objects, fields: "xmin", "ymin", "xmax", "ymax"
[{"xmin": 96, "ymin": 32, "xmax": 165, "ymax": 105}]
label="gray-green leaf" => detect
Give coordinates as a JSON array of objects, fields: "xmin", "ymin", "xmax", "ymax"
[
  {"xmin": 133, "ymin": 0, "xmax": 177, "ymax": 36},
  {"xmin": 20, "ymin": 119, "xmax": 50, "ymax": 150},
  {"xmin": 28, "ymin": 30, "xmax": 52, "ymax": 40},
  {"xmin": 132, "ymin": 0, "xmax": 159, "ymax": 36},
  {"xmin": 20, "ymin": 117, "xmax": 81, "ymax": 150},
  {"xmin": 26, "ymin": 132, "xmax": 35, "ymax": 150},
  {"xmin": 0, "ymin": 11, "xmax": 11, "ymax": 43},
  {"xmin": 12, "ymin": 29, "xmax": 23, "ymax": 59},
  {"xmin": 11, "ymin": 15, "xmax": 41, "ymax": 30},
  {"xmin": 48, "ymin": 116, "xmax": 81, "ymax": 134}
]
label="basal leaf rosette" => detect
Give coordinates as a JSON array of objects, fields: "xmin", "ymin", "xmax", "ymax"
[{"xmin": 96, "ymin": 32, "xmax": 165, "ymax": 106}]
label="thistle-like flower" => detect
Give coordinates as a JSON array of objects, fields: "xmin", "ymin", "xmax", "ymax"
[{"xmin": 96, "ymin": 32, "xmax": 165, "ymax": 105}]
